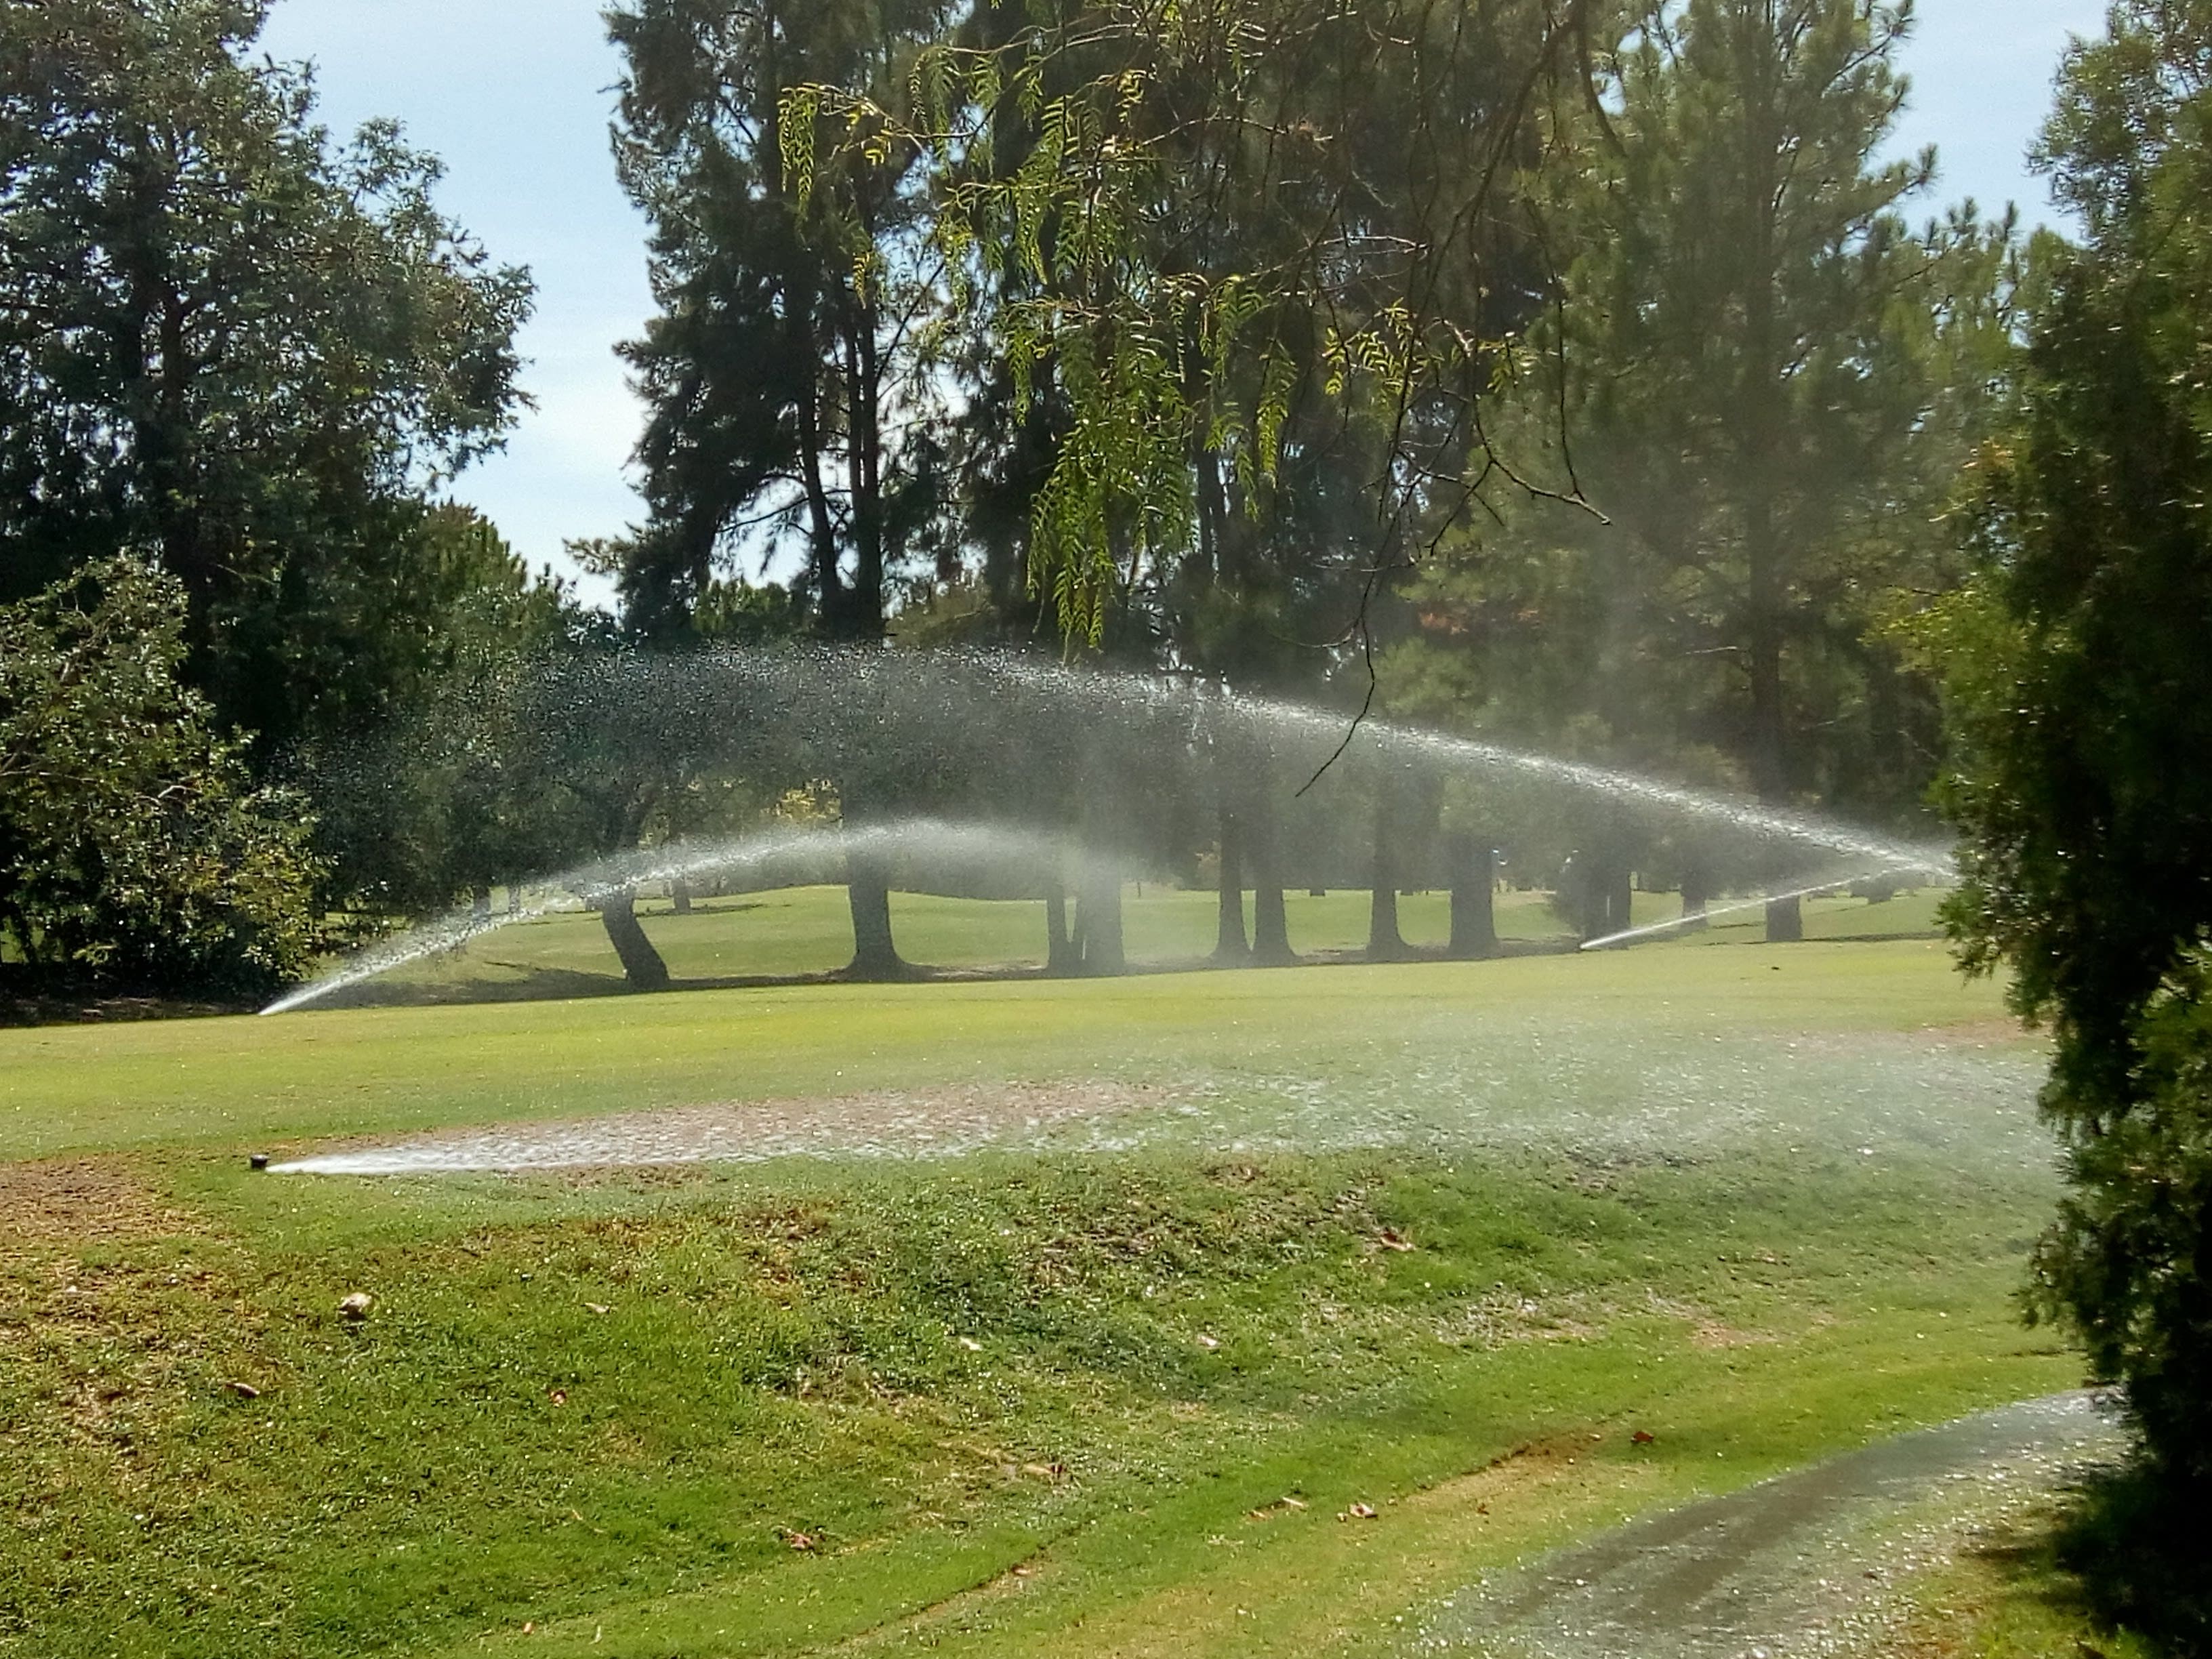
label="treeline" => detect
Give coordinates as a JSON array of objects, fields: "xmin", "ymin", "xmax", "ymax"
[{"xmin": 5, "ymin": 0, "xmax": 2015, "ymax": 991}]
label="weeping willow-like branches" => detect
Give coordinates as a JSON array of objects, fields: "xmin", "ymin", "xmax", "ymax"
[{"xmin": 783, "ymin": 0, "xmax": 1609, "ymax": 647}]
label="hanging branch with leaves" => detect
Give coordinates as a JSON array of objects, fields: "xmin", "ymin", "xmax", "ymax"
[{"xmin": 782, "ymin": 0, "xmax": 1607, "ymax": 649}]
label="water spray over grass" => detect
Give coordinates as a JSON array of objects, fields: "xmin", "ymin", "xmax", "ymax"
[{"xmin": 263, "ymin": 819, "xmax": 1078, "ymax": 1015}]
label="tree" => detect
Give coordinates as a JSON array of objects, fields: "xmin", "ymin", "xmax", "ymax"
[
  {"xmin": 0, "ymin": 557, "xmax": 323, "ymax": 995},
  {"xmin": 1391, "ymin": 0, "xmax": 2013, "ymax": 936},
  {"xmin": 1939, "ymin": 0, "xmax": 2212, "ymax": 1501},
  {"xmin": 608, "ymin": 0, "xmax": 953, "ymax": 640},
  {"xmin": 609, "ymin": 0, "xmax": 968, "ymax": 978},
  {"xmin": 0, "ymin": 0, "xmax": 532, "ymax": 758},
  {"xmin": 307, "ymin": 508, "xmax": 589, "ymax": 918}
]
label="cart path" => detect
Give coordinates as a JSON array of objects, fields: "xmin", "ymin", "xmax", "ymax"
[{"xmin": 1415, "ymin": 1391, "xmax": 2121, "ymax": 1658}]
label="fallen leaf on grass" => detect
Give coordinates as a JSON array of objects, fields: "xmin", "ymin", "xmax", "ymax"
[
  {"xmin": 956, "ymin": 1336, "xmax": 983, "ymax": 1352},
  {"xmin": 585, "ymin": 1303, "xmax": 611, "ymax": 1316},
  {"xmin": 1196, "ymin": 1334, "xmax": 1221, "ymax": 1350},
  {"xmin": 548, "ymin": 1389, "xmax": 567, "ymax": 1407},
  {"xmin": 1340, "ymin": 1502, "xmax": 1378, "ymax": 1521},
  {"xmin": 1021, "ymin": 1462, "xmax": 1065, "ymax": 1481},
  {"xmin": 339, "ymin": 1292, "xmax": 374, "ymax": 1320},
  {"xmin": 225, "ymin": 1380, "xmax": 260, "ymax": 1400},
  {"xmin": 783, "ymin": 1531, "xmax": 817, "ymax": 1551},
  {"xmin": 1631, "ymin": 1429, "xmax": 1656, "ymax": 1446},
  {"xmin": 1375, "ymin": 1231, "xmax": 1415, "ymax": 1252}
]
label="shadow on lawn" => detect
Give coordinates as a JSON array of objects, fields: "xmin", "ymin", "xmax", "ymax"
[
  {"xmin": 295, "ymin": 935, "xmax": 1604, "ymax": 1010},
  {"xmin": 1972, "ymin": 1459, "xmax": 2211, "ymax": 1658}
]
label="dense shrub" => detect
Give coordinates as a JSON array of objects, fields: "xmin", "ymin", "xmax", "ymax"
[{"xmin": 0, "ymin": 558, "xmax": 324, "ymax": 995}]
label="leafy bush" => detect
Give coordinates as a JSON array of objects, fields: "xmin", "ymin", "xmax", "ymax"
[{"xmin": 0, "ymin": 558, "xmax": 324, "ymax": 994}]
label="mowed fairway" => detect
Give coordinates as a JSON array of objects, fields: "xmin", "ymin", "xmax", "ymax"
[{"xmin": 0, "ymin": 922, "xmax": 2075, "ymax": 1658}]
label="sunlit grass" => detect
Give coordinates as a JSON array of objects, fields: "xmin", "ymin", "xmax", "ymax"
[{"xmin": 0, "ymin": 937, "xmax": 2083, "ymax": 1659}]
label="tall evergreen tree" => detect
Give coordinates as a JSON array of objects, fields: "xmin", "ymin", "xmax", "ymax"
[
  {"xmin": 1392, "ymin": 0, "xmax": 2015, "ymax": 934},
  {"xmin": 1940, "ymin": 0, "xmax": 2212, "ymax": 1508}
]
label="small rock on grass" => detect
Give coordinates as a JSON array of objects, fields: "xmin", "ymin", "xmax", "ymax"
[{"xmin": 339, "ymin": 1292, "xmax": 374, "ymax": 1321}]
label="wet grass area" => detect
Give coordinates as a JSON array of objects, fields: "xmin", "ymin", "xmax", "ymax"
[
  {"xmin": 0, "ymin": 939, "xmax": 2121, "ymax": 1658},
  {"xmin": 321, "ymin": 883, "xmax": 1946, "ymax": 1006}
]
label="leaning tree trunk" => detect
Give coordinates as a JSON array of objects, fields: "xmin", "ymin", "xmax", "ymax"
[
  {"xmin": 470, "ymin": 884, "xmax": 492, "ymax": 924},
  {"xmin": 670, "ymin": 878, "xmax": 694, "ymax": 916},
  {"xmin": 596, "ymin": 888, "xmax": 670, "ymax": 991},
  {"xmin": 1248, "ymin": 793, "xmax": 1294, "ymax": 966},
  {"xmin": 1367, "ymin": 790, "xmax": 1412, "ymax": 962},
  {"xmin": 1213, "ymin": 805, "xmax": 1250, "ymax": 963},
  {"xmin": 1445, "ymin": 833, "xmax": 1497, "ymax": 959}
]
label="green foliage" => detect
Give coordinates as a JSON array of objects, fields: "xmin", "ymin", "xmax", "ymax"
[
  {"xmin": 0, "ymin": 0, "xmax": 533, "ymax": 752},
  {"xmin": 1393, "ymin": 0, "xmax": 2015, "ymax": 837},
  {"xmin": 0, "ymin": 558, "xmax": 323, "ymax": 993},
  {"xmin": 306, "ymin": 509, "xmax": 590, "ymax": 913},
  {"xmin": 609, "ymin": 0, "xmax": 957, "ymax": 642},
  {"xmin": 785, "ymin": 0, "xmax": 1586, "ymax": 647},
  {"xmin": 1940, "ymin": 0, "xmax": 2212, "ymax": 1497}
]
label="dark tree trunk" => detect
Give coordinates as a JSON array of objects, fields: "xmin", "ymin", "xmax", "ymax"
[
  {"xmin": 1608, "ymin": 867, "xmax": 1636, "ymax": 939},
  {"xmin": 1248, "ymin": 795, "xmax": 1294, "ymax": 966},
  {"xmin": 1044, "ymin": 884, "xmax": 1078, "ymax": 975},
  {"xmin": 597, "ymin": 888, "xmax": 670, "ymax": 991},
  {"xmin": 670, "ymin": 879, "xmax": 693, "ymax": 916},
  {"xmin": 1368, "ymin": 792, "xmax": 1411, "ymax": 962},
  {"xmin": 470, "ymin": 884, "xmax": 491, "ymax": 924},
  {"xmin": 1681, "ymin": 867, "xmax": 1711, "ymax": 933},
  {"xmin": 1765, "ymin": 894, "xmax": 1804, "ymax": 943},
  {"xmin": 1446, "ymin": 834, "xmax": 1497, "ymax": 959},
  {"xmin": 1213, "ymin": 806, "xmax": 1250, "ymax": 963},
  {"xmin": 844, "ymin": 854, "xmax": 906, "ymax": 979},
  {"xmin": 1077, "ymin": 865, "xmax": 1125, "ymax": 975}
]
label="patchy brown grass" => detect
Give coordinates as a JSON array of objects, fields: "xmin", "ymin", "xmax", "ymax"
[{"xmin": 0, "ymin": 1157, "xmax": 197, "ymax": 1252}]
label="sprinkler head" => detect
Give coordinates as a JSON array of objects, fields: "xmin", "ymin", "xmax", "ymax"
[{"xmin": 249, "ymin": 1153, "xmax": 270, "ymax": 1172}]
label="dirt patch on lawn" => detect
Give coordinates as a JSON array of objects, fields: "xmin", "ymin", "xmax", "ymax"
[
  {"xmin": 0, "ymin": 1158, "xmax": 194, "ymax": 1250},
  {"xmin": 276, "ymin": 1080, "xmax": 1170, "ymax": 1176}
]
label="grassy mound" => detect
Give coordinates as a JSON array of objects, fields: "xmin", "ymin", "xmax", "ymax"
[{"xmin": 0, "ymin": 940, "xmax": 2097, "ymax": 1657}]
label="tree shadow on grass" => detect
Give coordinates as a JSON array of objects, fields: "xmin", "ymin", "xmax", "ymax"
[{"xmin": 1971, "ymin": 1459, "xmax": 2211, "ymax": 1658}]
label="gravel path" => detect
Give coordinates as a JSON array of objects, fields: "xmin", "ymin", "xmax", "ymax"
[{"xmin": 1416, "ymin": 1392, "xmax": 2121, "ymax": 1659}]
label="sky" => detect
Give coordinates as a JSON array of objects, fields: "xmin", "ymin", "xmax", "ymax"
[{"xmin": 256, "ymin": 0, "xmax": 2114, "ymax": 589}]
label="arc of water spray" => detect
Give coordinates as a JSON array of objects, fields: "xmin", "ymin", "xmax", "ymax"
[
  {"xmin": 1577, "ymin": 869, "xmax": 1927, "ymax": 952},
  {"xmin": 983, "ymin": 656, "xmax": 1959, "ymax": 876},
  {"xmin": 260, "ymin": 818, "xmax": 1077, "ymax": 1016}
]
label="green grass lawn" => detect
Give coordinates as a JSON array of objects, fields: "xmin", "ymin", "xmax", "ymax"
[
  {"xmin": 0, "ymin": 933, "xmax": 2098, "ymax": 1659},
  {"xmin": 340, "ymin": 880, "xmax": 1946, "ymax": 1003}
]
